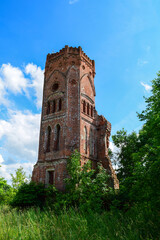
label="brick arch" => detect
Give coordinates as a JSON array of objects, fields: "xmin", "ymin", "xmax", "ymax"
[
  {"xmin": 46, "ymin": 69, "xmax": 65, "ymax": 82},
  {"xmin": 53, "ymin": 123, "xmax": 61, "ymax": 151},
  {"xmin": 44, "ymin": 125, "xmax": 52, "ymax": 152},
  {"xmin": 66, "ymin": 65, "xmax": 79, "ymax": 80},
  {"xmin": 80, "ymin": 73, "xmax": 96, "ymax": 96}
]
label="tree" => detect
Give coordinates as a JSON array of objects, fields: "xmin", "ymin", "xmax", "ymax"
[
  {"xmin": 11, "ymin": 166, "xmax": 28, "ymax": 191},
  {"xmin": 0, "ymin": 177, "xmax": 14, "ymax": 204},
  {"xmin": 112, "ymin": 71, "xmax": 160, "ymax": 208},
  {"xmin": 112, "ymin": 129, "xmax": 140, "ymax": 183},
  {"xmin": 11, "ymin": 182, "xmax": 47, "ymax": 208},
  {"xmin": 0, "ymin": 166, "xmax": 14, "ymax": 204},
  {"xmin": 135, "ymin": 72, "xmax": 160, "ymax": 207},
  {"xmin": 63, "ymin": 150, "xmax": 113, "ymax": 212}
]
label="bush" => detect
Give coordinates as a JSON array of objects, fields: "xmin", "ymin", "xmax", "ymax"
[
  {"xmin": 10, "ymin": 151, "xmax": 116, "ymax": 212},
  {"xmin": 11, "ymin": 182, "xmax": 47, "ymax": 208},
  {"xmin": 0, "ymin": 177, "xmax": 14, "ymax": 205},
  {"xmin": 56, "ymin": 151, "xmax": 115, "ymax": 212}
]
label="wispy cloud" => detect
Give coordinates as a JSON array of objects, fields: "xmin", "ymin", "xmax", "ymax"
[
  {"xmin": 0, "ymin": 109, "xmax": 40, "ymax": 182},
  {"xmin": 0, "ymin": 110, "xmax": 40, "ymax": 162},
  {"xmin": 109, "ymin": 141, "xmax": 119, "ymax": 153},
  {"xmin": 0, "ymin": 62, "xmax": 44, "ymax": 183},
  {"xmin": 0, "ymin": 154, "xmax": 4, "ymax": 164},
  {"xmin": 25, "ymin": 63, "xmax": 44, "ymax": 109},
  {"xmin": 140, "ymin": 82, "xmax": 152, "ymax": 92},
  {"xmin": 0, "ymin": 63, "xmax": 44, "ymax": 109},
  {"xmin": 145, "ymin": 45, "xmax": 151, "ymax": 52},
  {"xmin": 69, "ymin": 0, "xmax": 79, "ymax": 5},
  {"xmin": 137, "ymin": 59, "xmax": 148, "ymax": 66}
]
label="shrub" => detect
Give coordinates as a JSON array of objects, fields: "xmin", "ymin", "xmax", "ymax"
[
  {"xmin": 0, "ymin": 177, "xmax": 14, "ymax": 205},
  {"xmin": 11, "ymin": 182, "xmax": 46, "ymax": 208}
]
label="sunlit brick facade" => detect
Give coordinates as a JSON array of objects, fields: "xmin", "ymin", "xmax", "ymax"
[{"xmin": 32, "ymin": 46, "xmax": 119, "ymax": 190}]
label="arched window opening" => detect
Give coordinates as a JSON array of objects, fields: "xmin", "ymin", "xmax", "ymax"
[
  {"xmin": 90, "ymin": 129, "xmax": 93, "ymax": 156},
  {"xmin": 83, "ymin": 101, "xmax": 86, "ymax": 113},
  {"xmin": 91, "ymin": 106, "xmax": 93, "ymax": 117},
  {"xmin": 48, "ymin": 171, "xmax": 54, "ymax": 185},
  {"xmin": 47, "ymin": 101, "xmax": 50, "ymax": 115},
  {"xmin": 87, "ymin": 103, "xmax": 90, "ymax": 115},
  {"xmin": 52, "ymin": 100, "xmax": 56, "ymax": 113},
  {"xmin": 58, "ymin": 99, "xmax": 62, "ymax": 111},
  {"xmin": 52, "ymin": 83, "xmax": 59, "ymax": 92},
  {"xmin": 104, "ymin": 133, "xmax": 108, "ymax": 148},
  {"xmin": 54, "ymin": 124, "xmax": 60, "ymax": 151},
  {"xmin": 84, "ymin": 126, "xmax": 87, "ymax": 154},
  {"xmin": 94, "ymin": 130, "xmax": 96, "ymax": 156},
  {"xmin": 45, "ymin": 126, "xmax": 51, "ymax": 152}
]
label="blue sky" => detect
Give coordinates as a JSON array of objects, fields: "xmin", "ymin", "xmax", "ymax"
[{"xmin": 0, "ymin": 0, "xmax": 160, "ymax": 182}]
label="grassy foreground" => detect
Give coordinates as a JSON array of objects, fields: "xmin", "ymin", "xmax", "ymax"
[{"xmin": 0, "ymin": 206, "xmax": 159, "ymax": 240}]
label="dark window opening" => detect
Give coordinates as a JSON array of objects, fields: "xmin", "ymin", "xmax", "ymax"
[
  {"xmin": 70, "ymin": 79, "xmax": 76, "ymax": 85},
  {"xmin": 48, "ymin": 171, "xmax": 54, "ymax": 185},
  {"xmin": 87, "ymin": 103, "xmax": 90, "ymax": 115},
  {"xmin": 90, "ymin": 129, "xmax": 93, "ymax": 156},
  {"xmin": 91, "ymin": 106, "xmax": 93, "ymax": 117},
  {"xmin": 84, "ymin": 126, "xmax": 87, "ymax": 154},
  {"xmin": 47, "ymin": 101, "xmax": 50, "ymax": 115},
  {"xmin": 83, "ymin": 101, "xmax": 86, "ymax": 113},
  {"xmin": 46, "ymin": 126, "xmax": 51, "ymax": 152},
  {"xmin": 52, "ymin": 83, "xmax": 59, "ymax": 92},
  {"xmin": 59, "ymin": 99, "xmax": 62, "ymax": 111},
  {"xmin": 54, "ymin": 124, "xmax": 60, "ymax": 151},
  {"xmin": 53, "ymin": 100, "xmax": 56, "ymax": 113}
]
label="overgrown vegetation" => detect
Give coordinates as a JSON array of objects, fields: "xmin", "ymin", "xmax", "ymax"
[
  {"xmin": 111, "ymin": 71, "xmax": 160, "ymax": 212},
  {"xmin": 0, "ymin": 71, "xmax": 160, "ymax": 239},
  {"xmin": 0, "ymin": 205, "xmax": 158, "ymax": 240}
]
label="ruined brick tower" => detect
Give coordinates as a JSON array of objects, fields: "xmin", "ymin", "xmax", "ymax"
[{"xmin": 32, "ymin": 46, "xmax": 119, "ymax": 190}]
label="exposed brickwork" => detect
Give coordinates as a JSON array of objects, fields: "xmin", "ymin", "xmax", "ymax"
[{"xmin": 32, "ymin": 46, "xmax": 119, "ymax": 190}]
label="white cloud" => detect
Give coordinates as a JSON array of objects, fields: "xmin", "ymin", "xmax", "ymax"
[
  {"xmin": 0, "ymin": 62, "xmax": 44, "ymax": 183},
  {"xmin": 109, "ymin": 141, "xmax": 119, "ymax": 153},
  {"xmin": 140, "ymin": 82, "xmax": 152, "ymax": 92},
  {"xmin": 0, "ymin": 162, "xmax": 33, "ymax": 184},
  {"xmin": 25, "ymin": 63, "xmax": 44, "ymax": 109},
  {"xmin": 0, "ymin": 63, "xmax": 44, "ymax": 109},
  {"xmin": 137, "ymin": 59, "xmax": 148, "ymax": 66},
  {"xmin": 69, "ymin": 0, "xmax": 79, "ymax": 4},
  {"xmin": 0, "ymin": 63, "xmax": 29, "ymax": 94},
  {"xmin": 0, "ymin": 154, "xmax": 4, "ymax": 164},
  {"xmin": 0, "ymin": 77, "xmax": 9, "ymax": 106},
  {"xmin": 109, "ymin": 141, "xmax": 120, "ymax": 170},
  {"xmin": 0, "ymin": 110, "xmax": 41, "ymax": 163}
]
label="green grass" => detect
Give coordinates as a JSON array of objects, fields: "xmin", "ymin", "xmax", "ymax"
[{"xmin": 0, "ymin": 205, "xmax": 159, "ymax": 240}]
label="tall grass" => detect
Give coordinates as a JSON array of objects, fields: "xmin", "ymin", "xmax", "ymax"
[{"xmin": 0, "ymin": 205, "xmax": 159, "ymax": 240}]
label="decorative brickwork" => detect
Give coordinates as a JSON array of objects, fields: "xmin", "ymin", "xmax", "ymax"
[{"xmin": 32, "ymin": 46, "xmax": 119, "ymax": 190}]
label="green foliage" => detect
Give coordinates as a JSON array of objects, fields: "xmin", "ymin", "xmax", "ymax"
[
  {"xmin": 11, "ymin": 166, "xmax": 28, "ymax": 191},
  {"xmin": 11, "ymin": 182, "xmax": 47, "ymax": 208},
  {"xmin": 0, "ymin": 177, "xmax": 14, "ymax": 205},
  {"xmin": 0, "ymin": 165, "xmax": 14, "ymax": 204},
  {"xmin": 112, "ymin": 71, "xmax": 160, "ymax": 210},
  {"xmin": 0, "ymin": 205, "xmax": 159, "ymax": 240},
  {"xmin": 1, "ymin": 71, "xmax": 160, "ymax": 238},
  {"xmin": 56, "ymin": 150, "xmax": 113, "ymax": 212},
  {"xmin": 112, "ymin": 129, "xmax": 140, "ymax": 183}
]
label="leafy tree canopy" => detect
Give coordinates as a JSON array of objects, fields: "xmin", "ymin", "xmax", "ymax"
[
  {"xmin": 112, "ymin": 71, "xmax": 160, "ymax": 209},
  {"xmin": 11, "ymin": 166, "xmax": 28, "ymax": 191}
]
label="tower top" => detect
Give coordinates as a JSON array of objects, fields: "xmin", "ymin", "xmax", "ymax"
[{"xmin": 46, "ymin": 45, "xmax": 95, "ymax": 71}]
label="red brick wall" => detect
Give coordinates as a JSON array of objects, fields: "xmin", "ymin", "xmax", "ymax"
[{"xmin": 32, "ymin": 46, "xmax": 119, "ymax": 190}]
